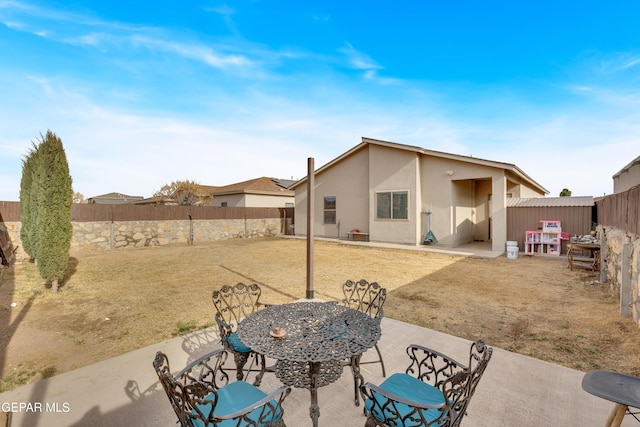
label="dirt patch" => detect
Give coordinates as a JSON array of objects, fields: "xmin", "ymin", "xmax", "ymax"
[{"xmin": 1, "ymin": 237, "xmax": 639, "ymax": 391}]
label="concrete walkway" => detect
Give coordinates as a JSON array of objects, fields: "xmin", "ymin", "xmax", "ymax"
[
  {"xmin": 0, "ymin": 316, "xmax": 635, "ymax": 427},
  {"xmin": 288, "ymin": 235, "xmax": 506, "ymax": 259}
]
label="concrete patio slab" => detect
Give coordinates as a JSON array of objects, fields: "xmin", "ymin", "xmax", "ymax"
[{"xmin": 0, "ymin": 317, "xmax": 635, "ymax": 426}]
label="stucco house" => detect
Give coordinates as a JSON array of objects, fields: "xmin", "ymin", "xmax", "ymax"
[
  {"xmin": 613, "ymin": 155, "xmax": 640, "ymax": 194},
  {"xmin": 291, "ymin": 137, "xmax": 548, "ymax": 252},
  {"xmin": 203, "ymin": 177, "xmax": 295, "ymax": 208},
  {"xmin": 87, "ymin": 192, "xmax": 145, "ymax": 204}
]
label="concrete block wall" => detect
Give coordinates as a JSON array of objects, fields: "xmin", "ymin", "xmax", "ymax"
[{"xmin": 0, "ymin": 218, "xmax": 283, "ymax": 259}]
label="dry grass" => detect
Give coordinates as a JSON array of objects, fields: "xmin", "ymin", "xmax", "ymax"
[{"xmin": 1, "ymin": 237, "xmax": 639, "ymax": 392}]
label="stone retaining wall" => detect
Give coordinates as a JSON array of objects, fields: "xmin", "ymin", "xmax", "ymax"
[
  {"xmin": 599, "ymin": 226, "xmax": 640, "ymax": 325},
  {"xmin": 1, "ymin": 218, "xmax": 283, "ymax": 259}
]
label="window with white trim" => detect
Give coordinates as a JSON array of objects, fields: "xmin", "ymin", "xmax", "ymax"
[
  {"xmin": 376, "ymin": 191, "xmax": 408, "ymax": 220},
  {"xmin": 324, "ymin": 196, "xmax": 336, "ymax": 224}
]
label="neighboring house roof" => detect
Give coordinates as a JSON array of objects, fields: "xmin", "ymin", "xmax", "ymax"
[
  {"xmin": 87, "ymin": 192, "xmax": 145, "ymax": 204},
  {"xmin": 132, "ymin": 196, "xmax": 173, "ymax": 205},
  {"xmin": 203, "ymin": 177, "xmax": 294, "ymax": 197},
  {"xmin": 613, "ymin": 155, "xmax": 640, "ymax": 178},
  {"xmin": 507, "ymin": 196, "xmax": 594, "ymax": 207},
  {"xmin": 271, "ymin": 178, "xmax": 297, "ymax": 189},
  {"xmin": 290, "ymin": 137, "xmax": 549, "ymax": 194}
]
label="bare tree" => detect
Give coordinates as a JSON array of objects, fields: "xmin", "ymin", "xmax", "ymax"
[
  {"xmin": 72, "ymin": 191, "xmax": 86, "ymax": 203},
  {"xmin": 153, "ymin": 180, "xmax": 211, "ymax": 205}
]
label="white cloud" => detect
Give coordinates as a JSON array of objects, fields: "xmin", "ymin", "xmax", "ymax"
[
  {"xmin": 339, "ymin": 42, "xmax": 382, "ymax": 71},
  {"xmin": 2, "ymin": 2, "xmax": 640, "ymax": 203},
  {"xmin": 130, "ymin": 35, "xmax": 252, "ymax": 69},
  {"xmin": 1, "ymin": 77, "xmax": 635, "ymax": 202},
  {"xmin": 1, "ymin": 1, "xmax": 254, "ymax": 71},
  {"xmin": 206, "ymin": 4, "xmax": 235, "ymax": 16},
  {"xmin": 601, "ymin": 53, "xmax": 640, "ymax": 73}
]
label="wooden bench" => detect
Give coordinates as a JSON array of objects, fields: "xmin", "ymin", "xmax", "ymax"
[{"xmin": 347, "ymin": 231, "xmax": 369, "ymax": 242}]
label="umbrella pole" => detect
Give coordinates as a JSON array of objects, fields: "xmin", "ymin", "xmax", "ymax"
[{"xmin": 306, "ymin": 157, "xmax": 314, "ymax": 299}]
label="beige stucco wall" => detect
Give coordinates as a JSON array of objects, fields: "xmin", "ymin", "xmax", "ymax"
[
  {"xmin": 473, "ymin": 180, "xmax": 492, "ymax": 243},
  {"xmin": 212, "ymin": 193, "xmax": 294, "ymax": 208},
  {"xmin": 515, "ymin": 184, "xmax": 546, "ymax": 198},
  {"xmin": 449, "ymin": 180, "xmax": 474, "ymax": 246},
  {"xmin": 506, "ymin": 172, "xmax": 545, "ymax": 198},
  {"xmin": 295, "ymin": 147, "xmax": 370, "ymax": 239},
  {"xmin": 245, "ymin": 194, "xmax": 294, "ymax": 208},
  {"xmin": 420, "ymin": 157, "xmax": 509, "ymax": 251},
  {"xmin": 421, "ymin": 157, "xmax": 453, "ymax": 246},
  {"xmin": 614, "ymin": 160, "xmax": 640, "ymax": 194},
  {"xmin": 491, "ymin": 173, "xmax": 508, "ymax": 252},
  {"xmin": 368, "ymin": 144, "xmax": 419, "ymax": 245},
  {"xmin": 213, "ymin": 194, "xmax": 245, "ymax": 207}
]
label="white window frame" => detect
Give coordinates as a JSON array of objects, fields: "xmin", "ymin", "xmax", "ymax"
[{"xmin": 323, "ymin": 196, "xmax": 336, "ymax": 224}]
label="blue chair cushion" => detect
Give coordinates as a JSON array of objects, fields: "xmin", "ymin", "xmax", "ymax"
[
  {"xmin": 228, "ymin": 332, "xmax": 252, "ymax": 353},
  {"xmin": 191, "ymin": 381, "xmax": 283, "ymax": 427},
  {"xmin": 365, "ymin": 373, "xmax": 446, "ymax": 426}
]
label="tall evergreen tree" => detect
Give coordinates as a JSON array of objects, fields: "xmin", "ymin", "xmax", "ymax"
[
  {"xmin": 19, "ymin": 143, "xmax": 38, "ymax": 259},
  {"xmin": 28, "ymin": 139, "xmax": 47, "ymax": 262},
  {"xmin": 34, "ymin": 131, "xmax": 73, "ymax": 292}
]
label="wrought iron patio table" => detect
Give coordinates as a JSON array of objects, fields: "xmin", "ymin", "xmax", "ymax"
[{"xmin": 236, "ymin": 301, "xmax": 381, "ymax": 427}]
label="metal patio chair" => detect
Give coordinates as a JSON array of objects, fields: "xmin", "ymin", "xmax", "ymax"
[
  {"xmin": 153, "ymin": 349, "xmax": 290, "ymax": 427},
  {"xmin": 212, "ymin": 282, "xmax": 269, "ymax": 385},
  {"xmin": 361, "ymin": 339, "xmax": 492, "ymax": 426},
  {"xmin": 340, "ymin": 279, "xmax": 387, "ymax": 405}
]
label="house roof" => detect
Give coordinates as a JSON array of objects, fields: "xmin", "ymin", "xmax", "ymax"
[
  {"xmin": 290, "ymin": 137, "xmax": 549, "ymax": 194},
  {"xmin": 507, "ymin": 196, "xmax": 594, "ymax": 207},
  {"xmin": 271, "ymin": 178, "xmax": 297, "ymax": 189},
  {"xmin": 203, "ymin": 177, "xmax": 294, "ymax": 197},
  {"xmin": 612, "ymin": 155, "xmax": 640, "ymax": 179},
  {"xmin": 87, "ymin": 192, "xmax": 144, "ymax": 201},
  {"xmin": 131, "ymin": 196, "xmax": 173, "ymax": 205}
]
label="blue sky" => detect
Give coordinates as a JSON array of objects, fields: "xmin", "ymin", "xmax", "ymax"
[{"xmin": 1, "ymin": 1, "xmax": 639, "ymax": 201}]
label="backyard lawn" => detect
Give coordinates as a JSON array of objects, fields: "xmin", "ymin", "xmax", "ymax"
[{"xmin": 1, "ymin": 237, "xmax": 638, "ymax": 392}]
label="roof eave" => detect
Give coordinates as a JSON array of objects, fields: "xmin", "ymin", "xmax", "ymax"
[
  {"xmin": 291, "ymin": 137, "xmax": 549, "ymax": 194},
  {"xmin": 612, "ymin": 155, "xmax": 640, "ymax": 178},
  {"xmin": 212, "ymin": 190, "xmax": 294, "ymax": 197}
]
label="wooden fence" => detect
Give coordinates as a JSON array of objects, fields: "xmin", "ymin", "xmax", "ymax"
[
  {"xmin": 596, "ymin": 184, "xmax": 640, "ymax": 236},
  {"xmin": 0, "ymin": 202, "xmax": 293, "ymax": 223},
  {"xmin": 0, "ymin": 202, "xmax": 19, "ymax": 222}
]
